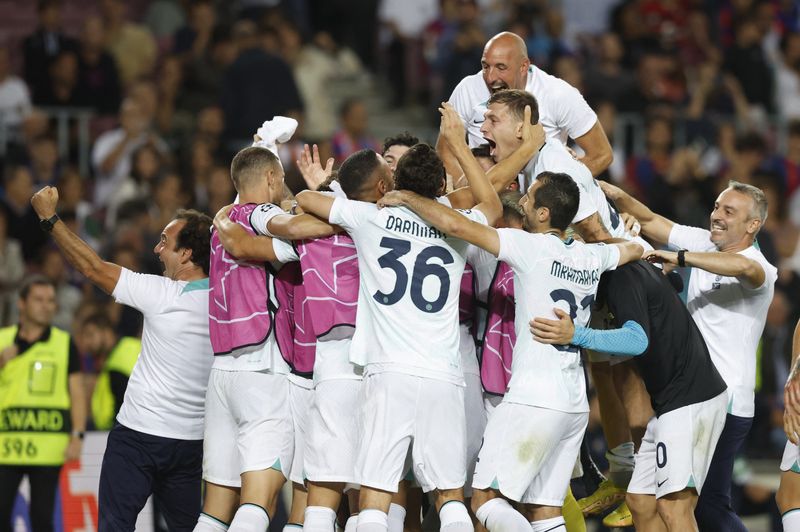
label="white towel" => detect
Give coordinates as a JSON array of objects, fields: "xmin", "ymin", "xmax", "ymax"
[{"xmin": 235, "ymin": 116, "xmax": 299, "ymax": 204}]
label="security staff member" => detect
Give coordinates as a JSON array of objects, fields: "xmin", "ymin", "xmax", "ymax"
[
  {"xmin": 81, "ymin": 313, "xmax": 141, "ymax": 430},
  {"xmin": 0, "ymin": 275, "xmax": 87, "ymax": 532}
]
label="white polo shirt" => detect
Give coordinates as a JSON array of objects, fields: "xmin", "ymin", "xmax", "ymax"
[
  {"xmin": 668, "ymin": 225, "xmax": 777, "ymax": 418},
  {"xmin": 112, "ymin": 268, "xmax": 214, "ymax": 440},
  {"xmin": 447, "ymin": 65, "xmax": 597, "ymax": 148}
]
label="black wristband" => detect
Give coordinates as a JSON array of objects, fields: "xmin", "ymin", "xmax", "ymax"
[
  {"xmin": 39, "ymin": 214, "xmax": 60, "ymax": 233},
  {"xmin": 677, "ymin": 249, "xmax": 687, "ymax": 268}
]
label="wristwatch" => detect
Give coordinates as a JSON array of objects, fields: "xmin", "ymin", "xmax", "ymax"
[
  {"xmin": 71, "ymin": 430, "xmax": 85, "ymax": 440},
  {"xmin": 39, "ymin": 214, "xmax": 60, "ymax": 233},
  {"xmin": 677, "ymin": 249, "xmax": 688, "ymax": 268}
]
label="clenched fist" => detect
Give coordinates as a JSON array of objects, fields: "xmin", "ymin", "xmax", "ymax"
[{"xmin": 31, "ymin": 186, "xmax": 59, "ymax": 220}]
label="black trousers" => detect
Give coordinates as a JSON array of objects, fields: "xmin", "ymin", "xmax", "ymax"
[
  {"xmin": 98, "ymin": 424, "xmax": 202, "ymax": 532},
  {"xmin": 0, "ymin": 464, "xmax": 62, "ymax": 532}
]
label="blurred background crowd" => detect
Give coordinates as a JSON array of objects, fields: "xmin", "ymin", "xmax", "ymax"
[{"xmin": 0, "ymin": 0, "xmax": 798, "ymax": 525}]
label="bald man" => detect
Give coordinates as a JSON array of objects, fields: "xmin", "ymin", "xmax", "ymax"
[{"xmin": 440, "ymin": 32, "xmax": 612, "ymax": 178}]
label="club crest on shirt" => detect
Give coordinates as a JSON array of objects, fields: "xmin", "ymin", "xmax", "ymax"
[{"xmin": 713, "ymin": 275, "xmax": 722, "ymax": 290}]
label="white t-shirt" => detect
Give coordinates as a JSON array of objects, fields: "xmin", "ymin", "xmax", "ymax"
[
  {"xmin": 497, "ymin": 230, "xmax": 620, "ymax": 413},
  {"xmin": 448, "ymin": 66, "xmax": 597, "ymax": 149},
  {"xmin": 523, "ymin": 139, "xmax": 626, "ymax": 238},
  {"xmin": 329, "ymin": 197, "xmax": 488, "ymax": 384},
  {"xmin": 0, "ymin": 76, "xmax": 31, "ymax": 130},
  {"xmin": 213, "ymin": 206, "xmax": 297, "ymax": 373},
  {"xmin": 668, "ymin": 225, "xmax": 778, "ymax": 418},
  {"xmin": 112, "ymin": 269, "xmax": 213, "ymax": 440}
]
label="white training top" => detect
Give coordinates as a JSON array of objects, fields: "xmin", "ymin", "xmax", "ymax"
[
  {"xmin": 329, "ymin": 197, "xmax": 488, "ymax": 384},
  {"xmin": 113, "ymin": 268, "xmax": 213, "ymax": 440},
  {"xmin": 448, "ymin": 65, "xmax": 597, "ymax": 148},
  {"xmin": 668, "ymin": 225, "xmax": 778, "ymax": 418},
  {"xmin": 497, "ymin": 230, "xmax": 620, "ymax": 413},
  {"xmin": 212, "ymin": 203, "xmax": 296, "ymax": 373}
]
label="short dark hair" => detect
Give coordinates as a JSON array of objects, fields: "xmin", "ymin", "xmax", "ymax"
[
  {"xmin": 339, "ymin": 98, "xmax": 362, "ymax": 118},
  {"xmin": 394, "ymin": 143, "xmax": 445, "ymax": 199},
  {"xmin": 382, "ymin": 132, "xmax": 420, "ymax": 155},
  {"xmin": 19, "ymin": 274, "xmax": 56, "ymax": 300},
  {"xmin": 174, "ymin": 209, "xmax": 213, "ymax": 275},
  {"xmin": 337, "ymin": 149, "xmax": 382, "ymax": 199},
  {"xmin": 230, "ymin": 146, "xmax": 281, "ymax": 191},
  {"xmin": 81, "ymin": 312, "xmax": 114, "ymax": 331},
  {"xmin": 487, "ymin": 89, "xmax": 539, "ymax": 124},
  {"xmin": 532, "ymin": 172, "xmax": 580, "ymax": 231}
]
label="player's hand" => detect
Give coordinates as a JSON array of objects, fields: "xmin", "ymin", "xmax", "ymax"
[
  {"xmin": 598, "ymin": 180, "xmax": 625, "ymax": 202},
  {"xmin": 377, "ymin": 191, "xmax": 408, "ymax": 209},
  {"xmin": 643, "ymin": 249, "xmax": 678, "ymax": 266},
  {"xmin": 213, "ymin": 204, "xmax": 234, "ymax": 231},
  {"xmin": 31, "ymin": 186, "xmax": 59, "ymax": 220},
  {"xmin": 438, "ymin": 102, "xmax": 467, "ymax": 148},
  {"xmin": 297, "ymin": 144, "xmax": 334, "ymax": 191},
  {"xmin": 530, "ymin": 308, "xmax": 575, "ymax": 345},
  {"xmin": 64, "ymin": 436, "xmax": 82, "ymax": 462},
  {"xmin": 0, "ymin": 345, "xmax": 18, "ymax": 369},
  {"xmin": 620, "ymin": 212, "xmax": 641, "ymax": 237},
  {"xmin": 520, "ymin": 105, "xmax": 545, "ymax": 151}
]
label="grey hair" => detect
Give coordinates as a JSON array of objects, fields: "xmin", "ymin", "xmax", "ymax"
[{"xmin": 727, "ymin": 180, "xmax": 768, "ymax": 225}]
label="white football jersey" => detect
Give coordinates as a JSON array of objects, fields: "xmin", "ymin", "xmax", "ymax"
[
  {"xmin": 329, "ymin": 197, "xmax": 488, "ymax": 384},
  {"xmin": 524, "ymin": 139, "xmax": 631, "ymax": 240},
  {"xmin": 448, "ymin": 65, "xmax": 597, "ymax": 148},
  {"xmin": 496, "ymin": 229, "xmax": 620, "ymax": 413},
  {"xmin": 668, "ymin": 224, "xmax": 777, "ymax": 418}
]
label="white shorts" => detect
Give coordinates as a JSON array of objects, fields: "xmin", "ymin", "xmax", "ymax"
[
  {"xmin": 780, "ymin": 440, "xmax": 800, "ymax": 473},
  {"xmin": 304, "ymin": 378, "xmax": 363, "ymax": 484},
  {"xmin": 472, "ymin": 401, "xmax": 587, "ymax": 506},
  {"xmin": 289, "ymin": 376, "xmax": 314, "ymax": 485},
  {"xmin": 203, "ymin": 369, "xmax": 294, "ymax": 487},
  {"xmin": 628, "ymin": 392, "xmax": 727, "ymax": 498},
  {"xmin": 464, "ymin": 372, "xmax": 487, "ymax": 497},
  {"xmin": 356, "ymin": 372, "xmax": 466, "ymax": 493}
]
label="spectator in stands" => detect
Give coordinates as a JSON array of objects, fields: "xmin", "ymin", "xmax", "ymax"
[
  {"xmin": 330, "ymin": 98, "xmax": 379, "ymax": 162},
  {"xmin": 149, "ymin": 172, "xmax": 188, "ymax": 235},
  {"xmin": 725, "ymin": 15, "xmax": 774, "ymax": 114},
  {"xmin": 0, "ymin": 46, "xmax": 32, "ymax": 140},
  {"xmin": 584, "ymin": 32, "xmax": 635, "ymax": 107},
  {"xmin": 27, "ymin": 134, "xmax": 60, "ymax": 188},
  {"xmin": 0, "ymin": 166, "xmax": 48, "ymax": 261},
  {"xmin": 34, "ymin": 50, "xmax": 82, "ymax": 107},
  {"xmin": 182, "ymin": 26, "xmax": 237, "ymax": 112},
  {"xmin": 202, "ymin": 164, "xmax": 236, "ymax": 216},
  {"xmin": 0, "ymin": 209, "xmax": 24, "ymax": 327},
  {"xmin": 278, "ymin": 21, "xmax": 367, "ymax": 145},
  {"xmin": 776, "ymin": 32, "xmax": 800, "ymax": 121},
  {"xmin": 193, "ymin": 105, "xmax": 225, "ymax": 156},
  {"xmin": 23, "ymin": 0, "xmax": 78, "ymax": 102},
  {"xmin": 106, "ymin": 143, "xmax": 166, "ymax": 230},
  {"xmin": 38, "ymin": 247, "xmax": 82, "ymax": 332},
  {"xmin": 77, "ymin": 15, "xmax": 122, "ymax": 116},
  {"xmin": 154, "ymin": 55, "xmax": 185, "ymax": 136},
  {"xmin": 91, "ymin": 97, "xmax": 168, "ymax": 208},
  {"xmin": 220, "ymin": 19, "xmax": 303, "ymax": 144},
  {"xmin": 100, "ymin": 0, "xmax": 157, "ymax": 87},
  {"xmin": 173, "ymin": 0, "xmax": 217, "ymax": 59}
]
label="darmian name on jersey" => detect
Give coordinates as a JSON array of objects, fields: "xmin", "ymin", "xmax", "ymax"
[
  {"xmin": 550, "ymin": 261, "xmax": 599, "ymax": 285},
  {"xmin": 385, "ymin": 214, "xmax": 445, "ymax": 240}
]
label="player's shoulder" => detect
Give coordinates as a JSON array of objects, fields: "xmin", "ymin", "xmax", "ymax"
[
  {"xmin": 528, "ymin": 65, "xmax": 582, "ymax": 99},
  {"xmin": 450, "ymin": 72, "xmax": 488, "ymax": 100}
]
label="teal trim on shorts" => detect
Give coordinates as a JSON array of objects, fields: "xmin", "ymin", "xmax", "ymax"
[
  {"xmin": 783, "ymin": 508, "xmax": 800, "ymax": 518},
  {"xmin": 403, "ymin": 469, "xmax": 416, "ymax": 482},
  {"xmin": 181, "ymin": 278, "xmax": 209, "ymax": 294},
  {"xmin": 270, "ymin": 458, "xmax": 283, "ymax": 473},
  {"xmin": 687, "ymin": 475, "xmax": 696, "ymax": 489},
  {"xmin": 490, "ymin": 477, "xmax": 499, "ymax": 490},
  {"xmin": 200, "ymin": 512, "xmax": 230, "ymax": 527},
  {"xmin": 791, "ymin": 461, "xmax": 800, "ymax": 474},
  {"xmin": 727, "ymin": 395, "xmax": 734, "ymax": 414}
]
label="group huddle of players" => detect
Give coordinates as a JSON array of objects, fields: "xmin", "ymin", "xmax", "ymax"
[{"xmin": 196, "ymin": 80, "xmax": 766, "ymax": 532}]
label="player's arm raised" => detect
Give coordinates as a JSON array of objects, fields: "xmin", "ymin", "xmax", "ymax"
[
  {"xmin": 447, "ymin": 105, "xmax": 544, "ymax": 209},
  {"xmin": 378, "ymin": 191, "xmax": 501, "ymax": 256},
  {"xmin": 31, "ymin": 186, "xmax": 121, "ymax": 294},
  {"xmin": 599, "ymin": 180, "xmax": 674, "ymax": 245},
  {"xmin": 438, "ymin": 103, "xmax": 501, "ymax": 225},
  {"xmin": 213, "ymin": 206, "xmax": 280, "ymax": 262},
  {"xmin": 643, "ymin": 249, "xmax": 765, "ymax": 289}
]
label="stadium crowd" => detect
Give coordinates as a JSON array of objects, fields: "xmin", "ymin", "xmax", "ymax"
[{"xmin": 1, "ymin": 0, "xmax": 800, "ymax": 531}]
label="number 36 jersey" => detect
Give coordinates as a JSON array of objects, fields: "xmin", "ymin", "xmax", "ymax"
[
  {"xmin": 496, "ymin": 229, "xmax": 620, "ymax": 413},
  {"xmin": 329, "ymin": 196, "xmax": 488, "ymax": 384}
]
